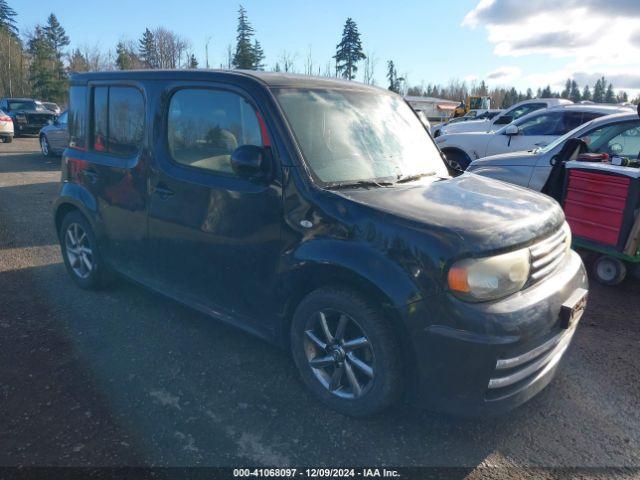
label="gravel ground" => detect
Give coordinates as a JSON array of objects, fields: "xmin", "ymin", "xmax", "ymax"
[{"xmin": 1, "ymin": 137, "xmax": 639, "ymax": 478}]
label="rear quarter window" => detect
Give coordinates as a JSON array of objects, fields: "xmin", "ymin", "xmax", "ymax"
[{"xmin": 68, "ymin": 86, "xmax": 87, "ymax": 149}]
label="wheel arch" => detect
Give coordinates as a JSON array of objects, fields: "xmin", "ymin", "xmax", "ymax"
[{"xmin": 53, "ymin": 183, "xmax": 102, "ymax": 240}]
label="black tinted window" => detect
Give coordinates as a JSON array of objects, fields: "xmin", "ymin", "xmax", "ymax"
[
  {"xmin": 562, "ymin": 111, "xmax": 587, "ymax": 132},
  {"xmin": 92, "ymin": 87, "xmax": 108, "ymax": 152},
  {"xmin": 168, "ymin": 89, "xmax": 262, "ymax": 176},
  {"xmin": 91, "ymin": 86, "xmax": 144, "ymax": 156},
  {"xmin": 519, "ymin": 111, "xmax": 564, "ymax": 136},
  {"xmin": 68, "ymin": 86, "xmax": 87, "ymax": 149}
]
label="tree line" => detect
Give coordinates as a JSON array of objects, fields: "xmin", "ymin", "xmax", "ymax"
[{"xmin": 0, "ymin": 0, "xmax": 638, "ymax": 108}]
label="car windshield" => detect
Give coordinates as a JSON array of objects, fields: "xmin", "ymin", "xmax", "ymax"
[
  {"xmin": 274, "ymin": 88, "xmax": 449, "ymax": 185},
  {"xmin": 8, "ymin": 100, "xmax": 38, "ymax": 111}
]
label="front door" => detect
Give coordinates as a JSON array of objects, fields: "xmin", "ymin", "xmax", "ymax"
[{"xmin": 146, "ymin": 85, "xmax": 282, "ymax": 330}]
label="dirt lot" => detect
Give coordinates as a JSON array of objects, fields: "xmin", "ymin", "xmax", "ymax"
[{"xmin": 1, "ymin": 137, "xmax": 639, "ymax": 478}]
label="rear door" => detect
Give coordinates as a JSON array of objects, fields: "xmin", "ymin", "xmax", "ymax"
[
  {"xmin": 79, "ymin": 83, "xmax": 148, "ymax": 274},
  {"xmin": 146, "ymin": 83, "xmax": 283, "ymax": 328},
  {"xmin": 48, "ymin": 111, "xmax": 68, "ymax": 151}
]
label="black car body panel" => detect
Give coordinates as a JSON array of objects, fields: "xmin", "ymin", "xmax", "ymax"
[{"xmin": 53, "ymin": 70, "xmax": 588, "ymax": 415}]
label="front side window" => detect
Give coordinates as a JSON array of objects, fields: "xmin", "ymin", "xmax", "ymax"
[
  {"xmin": 581, "ymin": 120, "xmax": 640, "ymax": 157},
  {"xmin": 7, "ymin": 100, "xmax": 37, "ymax": 111},
  {"xmin": 91, "ymin": 86, "xmax": 144, "ymax": 156},
  {"xmin": 518, "ymin": 111, "xmax": 565, "ymax": 136},
  {"xmin": 505, "ymin": 103, "xmax": 546, "ymax": 122},
  {"xmin": 168, "ymin": 89, "xmax": 263, "ymax": 176},
  {"xmin": 274, "ymin": 88, "xmax": 449, "ymax": 184},
  {"xmin": 68, "ymin": 86, "xmax": 87, "ymax": 149}
]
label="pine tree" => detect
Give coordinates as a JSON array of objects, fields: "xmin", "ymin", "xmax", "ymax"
[
  {"xmin": 616, "ymin": 91, "xmax": 628, "ymax": 103},
  {"xmin": 387, "ymin": 60, "xmax": 400, "ymax": 93},
  {"xmin": 604, "ymin": 83, "xmax": 616, "ymax": 103},
  {"xmin": 525, "ymin": 88, "xmax": 533, "ymax": 100},
  {"xmin": 0, "ymin": 0, "xmax": 18, "ymax": 36},
  {"xmin": 43, "ymin": 14, "xmax": 69, "ymax": 55},
  {"xmin": 593, "ymin": 77, "xmax": 606, "ymax": 103},
  {"xmin": 28, "ymin": 25, "xmax": 63, "ymax": 102},
  {"xmin": 252, "ymin": 40, "xmax": 265, "ymax": 70},
  {"xmin": 188, "ymin": 53, "xmax": 198, "ymax": 69},
  {"xmin": 582, "ymin": 85, "xmax": 592, "ymax": 101},
  {"xmin": 561, "ymin": 79, "xmax": 571, "ymax": 99},
  {"xmin": 115, "ymin": 41, "xmax": 138, "ymax": 70},
  {"xmin": 233, "ymin": 5, "xmax": 256, "ymax": 69},
  {"xmin": 569, "ymin": 80, "xmax": 581, "ymax": 102},
  {"xmin": 68, "ymin": 48, "xmax": 90, "ymax": 72},
  {"xmin": 138, "ymin": 28, "xmax": 158, "ymax": 69},
  {"xmin": 334, "ymin": 18, "xmax": 366, "ymax": 80},
  {"xmin": 541, "ymin": 85, "xmax": 553, "ymax": 97}
]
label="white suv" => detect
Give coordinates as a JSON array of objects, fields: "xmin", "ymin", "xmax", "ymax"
[
  {"xmin": 435, "ymin": 98, "xmax": 572, "ymax": 137},
  {"xmin": 435, "ymin": 104, "xmax": 630, "ymax": 169}
]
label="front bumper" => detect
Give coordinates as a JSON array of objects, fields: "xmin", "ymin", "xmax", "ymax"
[{"xmin": 404, "ymin": 250, "xmax": 588, "ymax": 416}]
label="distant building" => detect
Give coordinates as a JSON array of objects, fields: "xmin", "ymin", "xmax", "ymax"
[{"xmin": 404, "ymin": 96, "xmax": 459, "ymax": 122}]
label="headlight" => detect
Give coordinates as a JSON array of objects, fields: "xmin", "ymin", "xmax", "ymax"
[{"xmin": 448, "ymin": 248, "xmax": 530, "ymax": 302}]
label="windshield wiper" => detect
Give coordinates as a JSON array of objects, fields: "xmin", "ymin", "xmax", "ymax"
[
  {"xmin": 395, "ymin": 171, "xmax": 437, "ymax": 183},
  {"xmin": 327, "ymin": 180, "xmax": 394, "ymax": 190}
]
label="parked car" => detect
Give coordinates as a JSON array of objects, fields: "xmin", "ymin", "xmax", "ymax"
[
  {"xmin": 436, "ymin": 104, "xmax": 631, "ymax": 170},
  {"xmin": 41, "ymin": 101, "xmax": 62, "ymax": 115},
  {"xmin": 467, "ymin": 112, "xmax": 640, "ymax": 190},
  {"xmin": 435, "ymin": 98, "xmax": 572, "ymax": 137},
  {"xmin": 0, "ymin": 98, "xmax": 56, "ymax": 136},
  {"xmin": 54, "ymin": 70, "xmax": 588, "ymax": 417},
  {"xmin": 39, "ymin": 110, "xmax": 69, "ymax": 157},
  {"xmin": 0, "ymin": 109, "xmax": 14, "ymax": 143}
]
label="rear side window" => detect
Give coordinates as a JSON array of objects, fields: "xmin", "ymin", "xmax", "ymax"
[
  {"xmin": 519, "ymin": 111, "xmax": 564, "ymax": 136},
  {"xmin": 68, "ymin": 86, "xmax": 87, "ymax": 149},
  {"xmin": 167, "ymin": 88, "xmax": 263, "ymax": 176},
  {"xmin": 91, "ymin": 86, "xmax": 144, "ymax": 157}
]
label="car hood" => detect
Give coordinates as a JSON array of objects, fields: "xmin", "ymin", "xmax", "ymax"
[
  {"xmin": 10, "ymin": 109, "xmax": 55, "ymax": 116},
  {"xmin": 333, "ymin": 173, "xmax": 564, "ymax": 254}
]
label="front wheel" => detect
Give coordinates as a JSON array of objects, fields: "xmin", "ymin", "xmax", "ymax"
[
  {"xmin": 40, "ymin": 135, "xmax": 53, "ymax": 157},
  {"xmin": 443, "ymin": 149, "xmax": 471, "ymax": 171},
  {"xmin": 290, "ymin": 287, "xmax": 402, "ymax": 417},
  {"xmin": 2, "ymin": 136, "xmax": 12, "ymax": 143}
]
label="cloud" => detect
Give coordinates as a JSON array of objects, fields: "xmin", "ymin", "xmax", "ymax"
[
  {"xmin": 486, "ymin": 66, "xmax": 522, "ymax": 82},
  {"xmin": 463, "ymin": 0, "xmax": 640, "ymax": 93}
]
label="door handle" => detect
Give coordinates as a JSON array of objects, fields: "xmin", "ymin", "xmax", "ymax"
[{"xmin": 153, "ymin": 183, "xmax": 175, "ymax": 199}]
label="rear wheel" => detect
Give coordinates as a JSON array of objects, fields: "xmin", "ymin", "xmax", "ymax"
[
  {"xmin": 593, "ymin": 255, "xmax": 627, "ymax": 286},
  {"xmin": 2, "ymin": 136, "xmax": 12, "ymax": 143},
  {"xmin": 59, "ymin": 211, "xmax": 111, "ymax": 289},
  {"xmin": 290, "ymin": 287, "xmax": 402, "ymax": 417},
  {"xmin": 443, "ymin": 149, "xmax": 472, "ymax": 171}
]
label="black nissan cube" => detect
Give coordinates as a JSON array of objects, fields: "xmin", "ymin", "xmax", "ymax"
[{"xmin": 53, "ymin": 70, "xmax": 588, "ymax": 417}]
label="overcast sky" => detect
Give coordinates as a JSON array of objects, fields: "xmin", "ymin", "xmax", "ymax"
[{"xmin": 13, "ymin": 0, "xmax": 640, "ymax": 95}]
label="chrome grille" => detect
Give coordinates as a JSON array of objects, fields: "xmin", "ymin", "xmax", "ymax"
[
  {"xmin": 528, "ymin": 227, "xmax": 568, "ymax": 284},
  {"xmin": 488, "ymin": 324, "xmax": 577, "ymax": 391}
]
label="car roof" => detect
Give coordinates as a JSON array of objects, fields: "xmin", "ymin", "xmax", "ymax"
[
  {"xmin": 512, "ymin": 103, "xmax": 633, "ymax": 125},
  {"xmin": 70, "ymin": 69, "xmax": 388, "ymax": 93}
]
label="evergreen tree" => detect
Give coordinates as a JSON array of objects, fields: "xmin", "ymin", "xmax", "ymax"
[
  {"xmin": 188, "ymin": 53, "xmax": 198, "ymax": 69},
  {"xmin": 387, "ymin": 60, "xmax": 400, "ymax": 93},
  {"xmin": 593, "ymin": 77, "xmax": 606, "ymax": 103},
  {"xmin": 115, "ymin": 41, "xmax": 138, "ymax": 70},
  {"xmin": 582, "ymin": 85, "xmax": 592, "ymax": 101},
  {"xmin": 138, "ymin": 28, "xmax": 158, "ymax": 68},
  {"xmin": 604, "ymin": 83, "xmax": 615, "ymax": 103},
  {"xmin": 0, "ymin": 0, "xmax": 18, "ymax": 36},
  {"xmin": 28, "ymin": 26, "xmax": 63, "ymax": 102},
  {"xmin": 334, "ymin": 18, "xmax": 366, "ymax": 80},
  {"xmin": 525, "ymin": 88, "xmax": 533, "ymax": 100},
  {"xmin": 561, "ymin": 79, "xmax": 571, "ymax": 99},
  {"xmin": 43, "ymin": 14, "xmax": 69, "ymax": 55},
  {"xmin": 616, "ymin": 91, "xmax": 628, "ymax": 103},
  {"xmin": 68, "ymin": 48, "xmax": 90, "ymax": 72},
  {"xmin": 569, "ymin": 80, "xmax": 581, "ymax": 102},
  {"xmin": 233, "ymin": 5, "xmax": 256, "ymax": 69},
  {"xmin": 252, "ymin": 40, "xmax": 265, "ymax": 70},
  {"xmin": 540, "ymin": 85, "xmax": 553, "ymax": 97}
]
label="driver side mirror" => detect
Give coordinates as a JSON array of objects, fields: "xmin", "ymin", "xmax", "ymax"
[
  {"xmin": 494, "ymin": 115, "xmax": 513, "ymax": 125},
  {"xmin": 505, "ymin": 125, "xmax": 520, "ymax": 136},
  {"xmin": 230, "ymin": 145, "xmax": 266, "ymax": 178}
]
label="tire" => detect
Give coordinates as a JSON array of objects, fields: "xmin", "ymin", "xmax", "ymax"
[
  {"xmin": 59, "ymin": 211, "xmax": 111, "ymax": 289},
  {"xmin": 593, "ymin": 255, "xmax": 627, "ymax": 286},
  {"xmin": 443, "ymin": 149, "xmax": 471, "ymax": 171},
  {"xmin": 40, "ymin": 135, "xmax": 53, "ymax": 157},
  {"xmin": 2, "ymin": 136, "xmax": 12, "ymax": 143},
  {"xmin": 290, "ymin": 287, "xmax": 402, "ymax": 417}
]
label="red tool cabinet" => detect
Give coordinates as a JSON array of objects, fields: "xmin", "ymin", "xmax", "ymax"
[{"xmin": 563, "ymin": 162, "xmax": 640, "ymax": 251}]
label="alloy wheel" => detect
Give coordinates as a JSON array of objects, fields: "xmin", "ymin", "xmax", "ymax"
[
  {"xmin": 65, "ymin": 223, "xmax": 94, "ymax": 279},
  {"xmin": 303, "ymin": 309, "xmax": 375, "ymax": 399}
]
